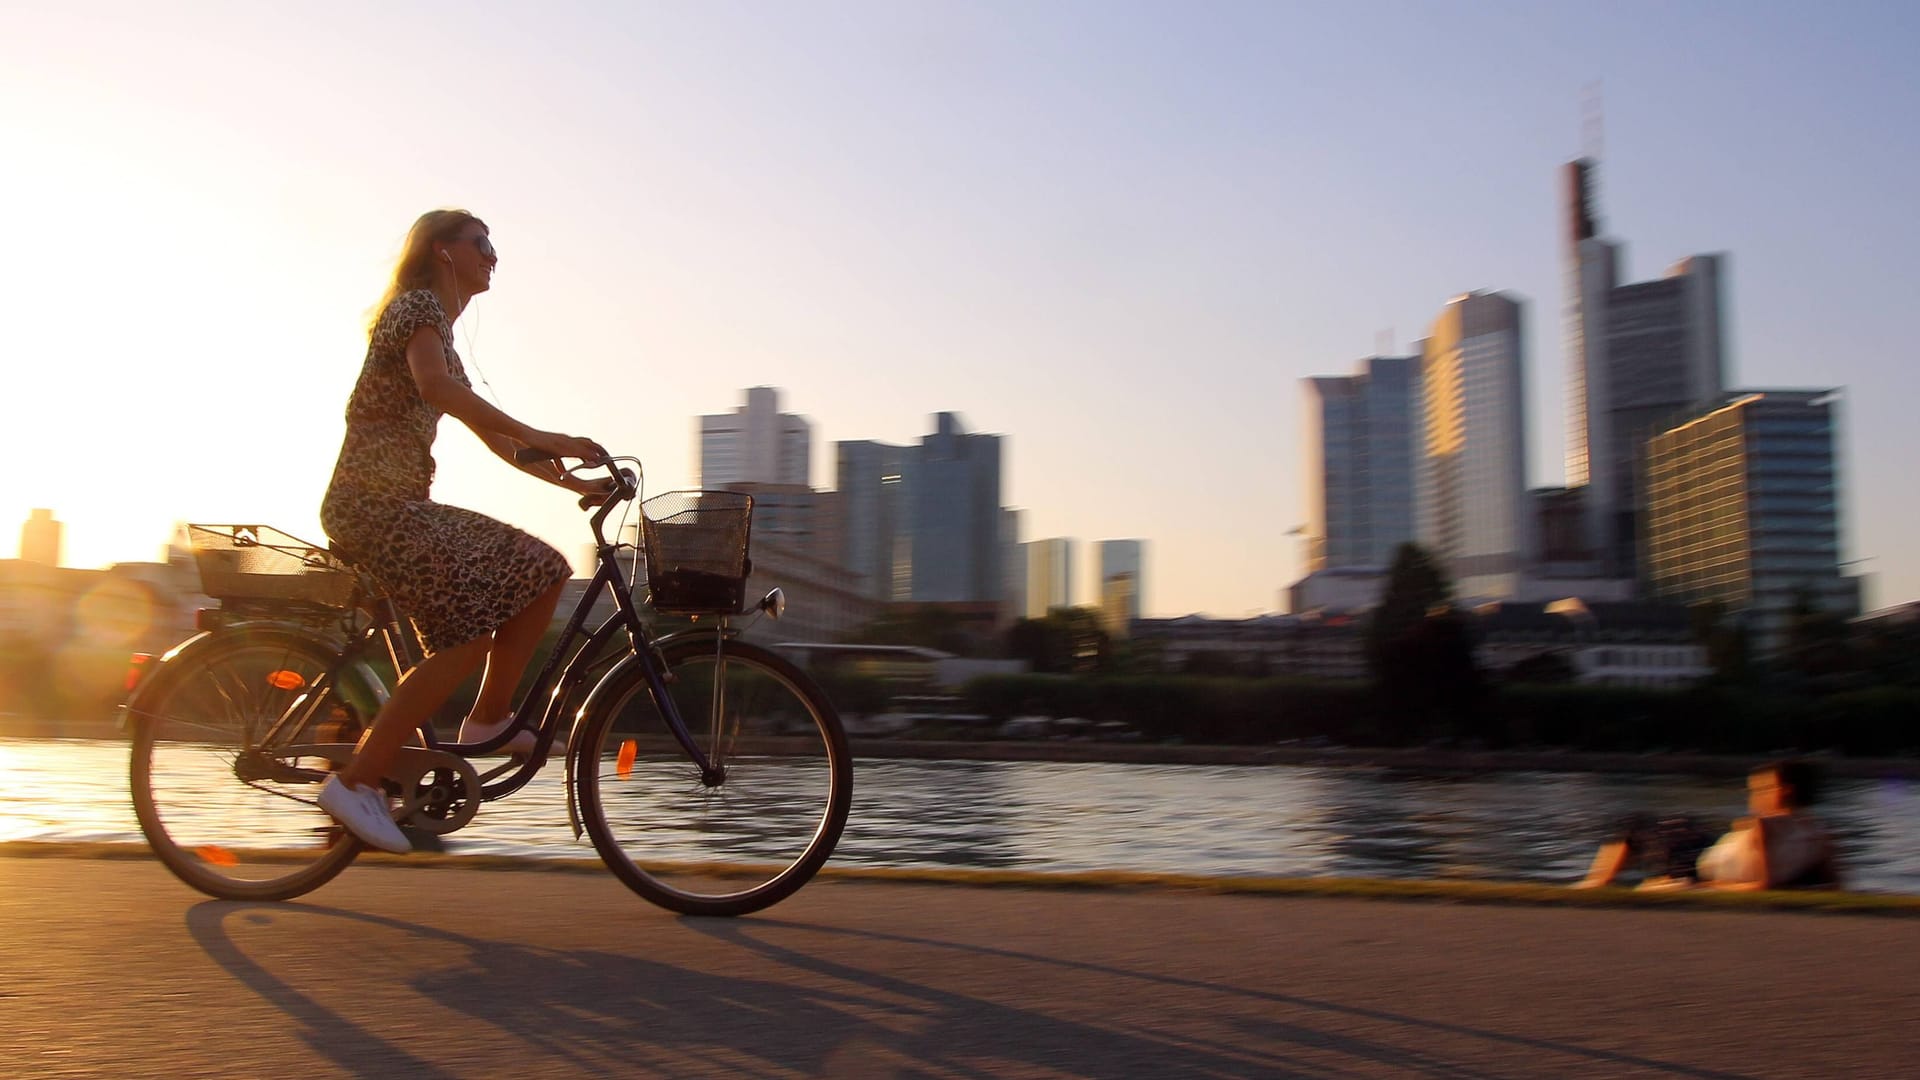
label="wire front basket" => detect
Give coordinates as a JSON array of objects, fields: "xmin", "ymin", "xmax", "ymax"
[
  {"xmin": 186, "ymin": 524, "xmax": 357, "ymax": 610},
  {"xmin": 640, "ymin": 491, "xmax": 753, "ymax": 615}
]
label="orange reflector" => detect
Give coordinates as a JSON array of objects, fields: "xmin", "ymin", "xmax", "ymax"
[
  {"xmin": 266, "ymin": 670, "xmax": 306, "ymax": 690},
  {"xmin": 195, "ymin": 845, "xmax": 238, "ymax": 867},
  {"xmin": 616, "ymin": 739, "xmax": 637, "ymax": 779},
  {"xmin": 124, "ymin": 653, "xmax": 153, "ymax": 693}
]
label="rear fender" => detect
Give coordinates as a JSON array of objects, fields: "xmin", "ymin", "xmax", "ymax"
[{"xmin": 120, "ymin": 624, "xmax": 389, "ymax": 732}]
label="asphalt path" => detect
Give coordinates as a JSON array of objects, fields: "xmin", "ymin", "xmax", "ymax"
[{"xmin": 2, "ymin": 856, "xmax": 1916, "ymax": 1078}]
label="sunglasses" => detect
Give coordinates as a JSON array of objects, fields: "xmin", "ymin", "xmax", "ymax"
[{"xmin": 447, "ymin": 234, "xmax": 496, "ymax": 260}]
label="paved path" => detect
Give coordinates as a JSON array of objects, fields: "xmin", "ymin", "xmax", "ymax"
[{"xmin": 2, "ymin": 856, "xmax": 1916, "ymax": 1078}]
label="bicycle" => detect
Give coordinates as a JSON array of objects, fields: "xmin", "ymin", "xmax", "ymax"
[{"xmin": 123, "ymin": 454, "xmax": 852, "ymax": 917}]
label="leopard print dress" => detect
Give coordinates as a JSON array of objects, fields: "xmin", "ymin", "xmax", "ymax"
[{"xmin": 321, "ymin": 289, "xmax": 570, "ymax": 654}]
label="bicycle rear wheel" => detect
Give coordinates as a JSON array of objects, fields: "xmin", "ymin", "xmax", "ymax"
[
  {"xmin": 129, "ymin": 626, "xmax": 377, "ymax": 901},
  {"xmin": 576, "ymin": 637, "xmax": 851, "ymax": 917}
]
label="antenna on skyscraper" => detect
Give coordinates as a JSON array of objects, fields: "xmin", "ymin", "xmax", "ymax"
[
  {"xmin": 1376, "ymin": 328, "xmax": 1393, "ymax": 356},
  {"xmin": 1582, "ymin": 80, "xmax": 1604, "ymax": 162}
]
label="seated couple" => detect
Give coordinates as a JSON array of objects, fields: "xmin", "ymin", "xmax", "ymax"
[{"xmin": 1576, "ymin": 759, "xmax": 1842, "ymax": 892}]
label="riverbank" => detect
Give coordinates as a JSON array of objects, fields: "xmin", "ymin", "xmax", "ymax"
[
  {"xmin": 10, "ymin": 713, "xmax": 1920, "ymax": 779},
  {"xmin": 6, "ymin": 840, "xmax": 1917, "ymax": 914}
]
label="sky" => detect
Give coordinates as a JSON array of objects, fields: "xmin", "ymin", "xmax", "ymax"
[{"xmin": 3, "ymin": 1, "xmax": 1918, "ymax": 617}]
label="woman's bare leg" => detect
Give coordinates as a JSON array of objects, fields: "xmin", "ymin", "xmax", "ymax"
[
  {"xmin": 337, "ymin": 635, "xmax": 492, "ymax": 790},
  {"xmin": 458, "ymin": 579, "xmax": 566, "ymax": 742}
]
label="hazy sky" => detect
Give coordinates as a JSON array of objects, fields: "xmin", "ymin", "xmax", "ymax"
[{"xmin": 4, "ymin": 1, "xmax": 1917, "ymax": 616}]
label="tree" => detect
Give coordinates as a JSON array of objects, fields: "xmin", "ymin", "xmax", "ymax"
[
  {"xmin": 1504, "ymin": 650, "xmax": 1578, "ymax": 684},
  {"xmin": 1778, "ymin": 587, "xmax": 1853, "ymax": 691},
  {"xmin": 1005, "ymin": 607, "xmax": 1111, "ymax": 674},
  {"xmin": 1690, "ymin": 600, "xmax": 1754, "ymax": 686},
  {"xmin": 1364, "ymin": 543, "xmax": 1484, "ymax": 742},
  {"xmin": 842, "ymin": 604, "xmax": 989, "ymax": 656},
  {"xmin": 1365, "ymin": 543, "xmax": 1453, "ymax": 680}
]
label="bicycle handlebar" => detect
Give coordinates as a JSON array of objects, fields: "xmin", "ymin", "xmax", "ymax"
[
  {"xmin": 514, "ymin": 449, "xmax": 640, "ymax": 512},
  {"xmin": 515, "ymin": 450, "xmax": 641, "ymax": 557}
]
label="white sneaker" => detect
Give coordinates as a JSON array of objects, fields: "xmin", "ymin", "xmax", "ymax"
[
  {"xmin": 457, "ymin": 716, "xmax": 538, "ymax": 757},
  {"xmin": 318, "ymin": 775, "xmax": 411, "ymax": 854}
]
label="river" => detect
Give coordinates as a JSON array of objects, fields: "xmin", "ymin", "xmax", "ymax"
[{"xmin": 3, "ymin": 737, "xmax": 1915, "ymax": 892}]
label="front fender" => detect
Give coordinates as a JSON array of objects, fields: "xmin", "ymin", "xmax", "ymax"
[
  {"xmin": 650, "ymin": 625, "xmax": 741, "ymax": 651},
  {"xmin": 563, "ymin": 650, "xmax": 656, "ymax": 840}
]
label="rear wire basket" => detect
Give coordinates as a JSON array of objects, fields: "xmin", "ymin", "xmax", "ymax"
[
  {"xmin": 186, "ymin": 524, "xmax": 357, "ymax": 610},
  {"xmin": 640, "ymin": 491, "xmax": 753, "ymax": 615}
]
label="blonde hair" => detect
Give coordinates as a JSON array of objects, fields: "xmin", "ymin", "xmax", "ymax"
[{"xmin": 368, "ymin": 209, "xmax": 487, "ymax": 332}]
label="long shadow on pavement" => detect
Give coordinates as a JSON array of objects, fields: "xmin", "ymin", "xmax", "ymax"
[
  {"xmin": 685, "ymin": 916, "xmax": 1761, "ymax": 1080},
  {"xmin": 189, "ymin": 899, "xmax": 1340, "ymax": 1077},
  {"xmin": 187, "ymin": 896, "xmax": 1763, "ymax": 1078}
]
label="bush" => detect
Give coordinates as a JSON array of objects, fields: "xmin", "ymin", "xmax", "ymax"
[
  {"xmin": 1799, "ymin": 687, "xmax": 1920, "ymax": 756},
  {"xmin": 958, "ymin": 674, "xmax": 1920, "ymax": 755},
  {"xmin": 961, "ymin": 674, "xmax": 1374, "ymax": 744}
]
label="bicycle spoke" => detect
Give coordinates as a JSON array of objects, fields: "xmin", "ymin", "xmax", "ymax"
[
  {"xmin": 131, "ymin": 629, "xmax": 370, "ymax": 900},
  {"xmin": 578, "ymin": 638, "xmax": 850, "ymax": 916}
]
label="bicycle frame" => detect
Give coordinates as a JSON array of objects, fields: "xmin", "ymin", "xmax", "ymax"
[{"xmin": 236, "ymin": 458, "xmax": 732, "ymax": 811}]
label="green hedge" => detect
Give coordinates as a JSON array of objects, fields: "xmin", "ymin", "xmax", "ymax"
[
  {"xmin": 961, "ymin": 674, "xmax": 1374, "ymax": 744},
  {"xmin": 956, "ymin": 674, "xmax": 1920, "ymax": 754}
]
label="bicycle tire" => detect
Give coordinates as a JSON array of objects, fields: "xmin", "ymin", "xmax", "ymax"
[
  {"xmin": 575, "ymin": 637, "xmax": 852, "ymax": 917},
  {"xmin": 128, "ymin": 625, "xmax": 375, "ymax": 901}
]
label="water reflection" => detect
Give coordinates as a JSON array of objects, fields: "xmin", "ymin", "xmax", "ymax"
[{"xmin": 3, "ymin": 738, "xmax": 1915, "ymax": 892}]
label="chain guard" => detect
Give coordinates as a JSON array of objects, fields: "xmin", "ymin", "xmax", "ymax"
[{"xmin": 389, "ymin": 746, "xmax": 484, "ymax": 835}]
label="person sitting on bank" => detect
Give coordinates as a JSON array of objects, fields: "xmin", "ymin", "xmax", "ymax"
[{"xmin": 1575, "ymin": 759, "xmax": 1842, "ymax": 891}]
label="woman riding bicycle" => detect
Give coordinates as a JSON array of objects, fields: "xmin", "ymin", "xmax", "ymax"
[{"xmin": 316, "ymin": 208, "xmax": 610, "ymax": 853}]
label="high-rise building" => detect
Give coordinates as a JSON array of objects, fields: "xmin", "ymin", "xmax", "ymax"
[
  {"xmin": 905, "ymin": 413, "xmax": 1003, "ymax": 604},
  {"xmin": 1025, "ymin": 537, "xmax": 1073, "ymax": 618},
  {"xmin": 1096, "ymin": 539, "xmax": 1144, "ymax": 636},
  {"xmin": 716, "ymin": 482, "xmax": 840, "ymax": 573},
  {"xmin": 1000, "ymin": 508, "xmax": 1026, "ymax": 623},
  {"xmin": 698, "ymin": 386, "xmax": 812, "ymax": 488},
  {"xmin": 835, "ymin": 412, "xmax": 1004, "ymax": 607},
  {"xmin": 1301, "ymin": 355, "xmax": 1422, "ymax": 571},
  {"xmin": 19, "ymin": 509, "xmax": 61, "ymax": 566},
  {"xmin": 835, "ymin": 439, "xmax": 906, "ymax": 601},
  {"xmin": 1643, "ymin": 389, "xmax": 1859, "ymax": 654},
  {"xmin": 1420, "ymin": 291, "xmax": 1529, "ymax": 600},
  {"xmin": 1563, "ymin": 159, "xmax": 1726, "ymax": 573}
]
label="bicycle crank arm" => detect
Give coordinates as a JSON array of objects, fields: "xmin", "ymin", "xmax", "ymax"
[{"xmin": 383, "ymin": 746, "xmax": 486, "ymax": 836}]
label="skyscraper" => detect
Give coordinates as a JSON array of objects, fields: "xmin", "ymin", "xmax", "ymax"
[
  {"xmin": 1000, "ymin": 508, "xmax": 1026, "ymax": 622},
  {"xmin": 1025, "ymin": 538, "xmax": 1073, "ymax": 618},
  {"xmin": 1643, "ymin": 389, "xmax": 1859, "ymax": 653},
  {"xmin": 1563, "ymin": 159, "xmax": 1726, "ymax": 573},
  {"xmin": 905, "ymin": 412, "xmax": 1003, "ymax": 603},
  {"xmin": 1302, "ymin": 355, "xmax": 1422, "ymax": 571},
  {"xmin": 19, "ymin": 509, "xmax": 61, "ymax": 566},
  {"xmin": 1096, "ymin": 539, "xmax": 1144, "ymax": 635},
  {"xmin": 835, "ymin": 439, "xmax": 905, "ymax": 601},
  {"xmin": 698, "ymin": 386, "xmax": 812, "ymax": 488},
  {"xmin": 835, "ymin": 412, "xmax": 1004, "ymax": 606},
  {"xmin": 1420, "ymin": 291, "xmax": 1529, "ymax": 600}
]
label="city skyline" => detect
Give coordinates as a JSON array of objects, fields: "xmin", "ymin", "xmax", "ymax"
[{"xmin": 5, "ymin": 4, "xmax": 1918, "ymax": 617}]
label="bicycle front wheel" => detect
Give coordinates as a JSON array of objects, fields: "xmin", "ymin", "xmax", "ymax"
[
  {"xmin": 576, "ymin": 637, "xmax": 852, "ymax": 917},
  {"xmin": 129, "ymin": 626, "xmax": 376, "ymax": 901}
]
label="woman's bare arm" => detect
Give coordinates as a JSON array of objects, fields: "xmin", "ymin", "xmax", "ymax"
[
  {"xmin": 404, "ymin": 325, "xmax": 605, "ymax": 462},
  {"xmin": 471, "ymin": 427, "xmax": 616, "ymax": 500}
]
